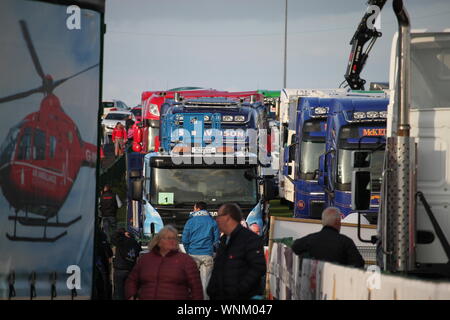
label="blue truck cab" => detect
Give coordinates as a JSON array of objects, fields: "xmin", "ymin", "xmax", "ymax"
[
  {"xmin": 140, "ymin": 152, "xmax": 266, "ymax": 235},
  {"xmin": 160, "ymin": 97, "xmax": 268, "ymax": 153},
  {"xmin": 129, "ymin": 97, "xmax": 275, "ymax": 238},
  {"xmin": 293, "ymin": 97, "xmax": 331, "ymax": 219},
  {"xmin": 318, "ymin": 97, "xmax": 388, "ymax": 223}
]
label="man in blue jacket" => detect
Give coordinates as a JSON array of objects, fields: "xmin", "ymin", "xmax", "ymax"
[{"xmin": 182, "ymin": 202, "xmax": 220, "ymax": 299}]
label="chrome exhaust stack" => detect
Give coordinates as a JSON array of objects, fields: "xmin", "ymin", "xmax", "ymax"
[{"xmin": 380, "ymin": 0, "xmax": 416, "ymax": 273}]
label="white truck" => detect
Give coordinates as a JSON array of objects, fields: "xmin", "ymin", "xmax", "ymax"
[
  {"xmin": 278, "ymin": 89, "xmax": 302, "ymax": 206},
  {"xmin": 353, "ymin": 0, "xmax": 450, "ymax": 278}
]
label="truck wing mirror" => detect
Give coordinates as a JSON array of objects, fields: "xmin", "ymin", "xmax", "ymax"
[
  {"xmin": 317, "ymin": 154, "xmax": 327, "ymax": 187},
  {"xmin": 313, "ymin": 169, "xmax": 319, "ymax": 180},
  {"xmin": 288, "ymin": 143, "xmax": 296, "ymax": 162},
  {"xmin": 129, "ymin": 170, "xmax": 141, "ymax": 179},
  {"xmin": 132, "ymin": 179, "xmax": 143, "ymax": 201},
  {"xmin": 352, "ymin": 150, "xmax": 371, "ymax": 168},
  {"xmin": 351, "ymin": 170, "xmax": 371, "ymax": 210},
  {"xmin": 264, "ymin": 178, "xmax": 278, "ymax": 200},
  {"xmin": 318, "ymin": 154, "xmax": 325, "ymax": 172}
]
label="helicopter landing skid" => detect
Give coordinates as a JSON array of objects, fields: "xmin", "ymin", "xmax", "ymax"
[
  {"xmin": 8, "ymin": 215, "xmax": 82, "ymax": 227},
  {"xmin": 6, "ymin": 215, "xmax": 82, "ymax": 242},
  {"xmin": 6, "ymin": 231, "xmax": 67, "ymax": 243}
]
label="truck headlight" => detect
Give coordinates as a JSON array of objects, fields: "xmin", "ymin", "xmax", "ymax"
[
  {"xmin": 366, "ymin": 111, "xmax": 379, "ymax": 118},
  {"xmin": 223, "ymin": 115, "xmax": 233, "ymax": 122},
  {"xmin": 379, "ymin": 111, "xmax": 387, "ymax": 118},
  {"xmin": 314, "ymin": 107, "xmax": 327, "ymax": 115},
  {"xmin": 353, "ymin": 112, "xmax": 366, "ymax": 119},
  {"xmin": 234, "ymin": 115, "xmax": 245, "ymax": 122}
]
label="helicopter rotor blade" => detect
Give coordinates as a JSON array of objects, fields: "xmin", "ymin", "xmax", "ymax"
[
  {"xmin": 0, "ymin": 86, "xmax": 44, "ymax": 104},
  {"xmin": 53, "ymin": 63, "xmax": 99, "ymax": 88},
  {"xmin": 19, "ymin": 20, "xmax": 46, "ymax": 80}
]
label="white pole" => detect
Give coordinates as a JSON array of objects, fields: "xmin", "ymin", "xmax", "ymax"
[{"xmin": 283, "ymin": 0, "xmax": 288, "ymax": 88}]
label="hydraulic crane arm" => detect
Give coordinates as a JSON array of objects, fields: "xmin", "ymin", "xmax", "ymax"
[{"xmin": 344, "ymin": 0, "xmax": 387, "ymax": 90}]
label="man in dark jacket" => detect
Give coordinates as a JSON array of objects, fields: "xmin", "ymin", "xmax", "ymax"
[
  {"xmin": 207, "ymin": 203, "xmax": 266, "ymax": 300},
  {"xmin": 93, "ymin": 225, "xmax": 113, "ymax": 300},
  {"xmin": 292, "ymin": 207, "xmax": 365, "ymax": 268},
  {"xmin": 99, "ymin": 184, "xmax": 119, "ymax": 241},
  {"xmin": 111, "ymin": 228, "xmax": 142, "ymax": 300}
]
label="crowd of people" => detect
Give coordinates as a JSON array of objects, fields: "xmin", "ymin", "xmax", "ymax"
[{"xmin": 97, "ymin": 183, "xmax": 364, "ymax": 300}]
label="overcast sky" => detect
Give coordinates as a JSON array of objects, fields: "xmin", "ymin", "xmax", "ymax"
[{"xmin": 103, "ymin": 0, "xmax": 450, "ymax": 106}]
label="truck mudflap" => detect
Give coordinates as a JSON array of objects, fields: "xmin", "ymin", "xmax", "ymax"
[{"xmin": 143, "ymin": 202, "xmax": 164, "ymax": 236}]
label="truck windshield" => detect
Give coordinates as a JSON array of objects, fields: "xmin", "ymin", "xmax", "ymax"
[
  {"xmin": 337, "ymin": 149, "xmax": 384, "ymax": 192},
  {"xmin": 411, "ymin": 33, "xmax": 450, "ymax": 109},
  {"xmin": 299, "ymin": 140, "xmax": 325, "ymax": 180},
  {"xmin": 150, "ymin": 167, "xmax": 258, "ymax": 206}
]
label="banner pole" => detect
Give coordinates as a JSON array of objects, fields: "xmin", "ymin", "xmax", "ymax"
[{"xmin": 265, "ymin": 215, "xmax": 276, "ymax": 299}]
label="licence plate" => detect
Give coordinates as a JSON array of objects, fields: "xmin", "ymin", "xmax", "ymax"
[{"xmin": 192, "ymin": 147, "xmax": 216, "ymax": 154}]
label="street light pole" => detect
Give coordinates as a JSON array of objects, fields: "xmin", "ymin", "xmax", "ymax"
[{"xmin": 283, "ymin": 0, "xmax": 288, "ymax": 88}]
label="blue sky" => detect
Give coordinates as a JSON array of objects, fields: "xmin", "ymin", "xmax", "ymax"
[{"xmin": 103, "ymin": 0, "xmax": 450, "ymax": 106}]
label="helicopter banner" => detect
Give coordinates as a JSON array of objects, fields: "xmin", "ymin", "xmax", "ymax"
[{"xmin": 0, "ymin": 0, "xmax": 102, "ymax": 299}]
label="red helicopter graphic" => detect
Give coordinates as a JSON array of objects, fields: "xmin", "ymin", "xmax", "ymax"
[{"xmin": 0, "ymin": 20, "xmax": 98, "ymax": 242}]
